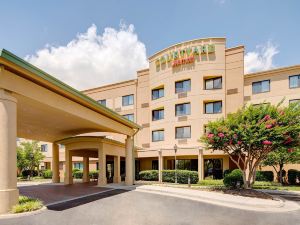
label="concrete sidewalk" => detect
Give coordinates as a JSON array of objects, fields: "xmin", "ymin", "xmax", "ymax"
[{"xmin": 132, "ymin": 185, "xmax": 300, "ymax": 212}]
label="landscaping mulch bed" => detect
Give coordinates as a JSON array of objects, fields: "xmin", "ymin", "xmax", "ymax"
[{"xmin": 221, "ymin": 188, "xmax": 273, "ymax": 200}]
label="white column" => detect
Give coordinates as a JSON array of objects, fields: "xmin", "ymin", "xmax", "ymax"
[
  {"xmin": 52, "ymin": 143, "xmax": 60, "ymax": 183},
  {"xmin": 64, "ymin": 149, "xmax": 73, "ymax": 185},
  {"xmin": 0, "ymin": 89, "xmax": 19, "ymax": 214},
  {"xmin": 198, "ymin": 148, "xmax": 204, "ymax": 181},
  {"xmin": 125, "ymin": 136, "xmax": 134, "ymax": 185},
  {"xmin": 98, "ymin": 143, "xmax": 107, "ymax": 186},
  {"xmin": 158, "ymin": 150, "xmax": 163, "ymax": 183},
  {"xmin": 82, "ymin": 157, "xmax": 89, "ymax": 183},
  {"xmin": 113, "ymin": 156, "xmax": 121, "ymax": 183}
]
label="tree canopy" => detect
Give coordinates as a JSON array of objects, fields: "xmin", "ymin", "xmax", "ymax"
[
  {"xmin": 17, "ymin": 141, "xmax": 45, "ymax": 175},
  {"xmin": 201, "ymin": 102, "xmax": 300, "ymax": 188}
]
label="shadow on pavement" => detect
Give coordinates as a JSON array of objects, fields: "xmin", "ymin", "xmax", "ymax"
[{"xmin": 47, "ymin": 189, "xmax": 130, "ymax": 211}]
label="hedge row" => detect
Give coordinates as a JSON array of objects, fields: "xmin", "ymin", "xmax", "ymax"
[
  {"xmin": 73, "ymin": 170, "xmax": 99, "ymax": 179},
  {"xmin": 224, "ymin": 169, "xmax": 274, "ymax": 182},
  {"xmin": 42, "ymin": 170, "xmax": 52, "ymax": 179},
  {"xmin": 138, "ymin": 170, "xmax": 198, "ymax": 184},
  {"xmin": 288, "ymin": 169, "xmax": 300, "ymax": 185}
]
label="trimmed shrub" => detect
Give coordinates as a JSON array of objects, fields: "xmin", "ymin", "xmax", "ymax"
[
  {"xmin": 162, "ymin": 170, "xmax": 198, "ymax": 184},
  {"xmin": 41, "ymin": 170, "xmax": 52, "ymax": 179},
  {"xmin": 139, "ymin": 170, "xmax": 159, "ymax": 181},
  {"xmin": 223, "ymin": 169, "xmax": 232, "ymax": 178},
  {"xmin": 89, "ymin": 170, "xmax": 99, "ymax": 179},
  {"xmin": 22, "ymin": 170, "xmax": 38, "ymax": 178},
  {"xmin": 256, "ymin": 171, "xmax": 274, "ymax": 182},
  {"xmin": 288, "ymin": 169, "xmax": 299, "ymax": 185},
  {"xmin": 223, "ymin": 169, "xmax": 244, "ymax": 188},
  {"xmin": 73, "ymin": 170, "xmax": 83, "ymax": 179},
  {"xmin": 72, "ymin": 168, "xmax": 80, "ymax": 176}
]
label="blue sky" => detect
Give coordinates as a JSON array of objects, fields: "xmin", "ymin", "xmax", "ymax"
[{"xmin": 1, "ymin": 0, "xmax": 299, "ymax": 89}]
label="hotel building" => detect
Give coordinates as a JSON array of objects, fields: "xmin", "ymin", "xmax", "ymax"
[{"xmin": 41, "ymin": 37, "xmax": 300, "ymax": 181}]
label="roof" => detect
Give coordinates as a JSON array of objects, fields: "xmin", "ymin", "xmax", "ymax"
[
  {"xmin": 245, "ymin": 64, "xmax": 300, "ymax": 78},
  {"xmin": 0, "ymin": 49, "xmax": 141, "ymax": 130}
]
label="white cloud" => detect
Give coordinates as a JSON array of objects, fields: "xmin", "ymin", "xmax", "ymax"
[
  {"xmin": 25, "ymin": 23, "xmax": 148, "ymax": 90},
  {"xmin": 244, "ymin": 41, "xmax": 279, "ymax": 74}
]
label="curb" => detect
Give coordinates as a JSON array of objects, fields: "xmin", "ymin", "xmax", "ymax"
[
  {"xmin": 0, "ymin": 206, "xmax": 47, "ymax": 219},
  {"xmin": 134, "ymin": 186, "xmax": 300, "ymax": 213}
]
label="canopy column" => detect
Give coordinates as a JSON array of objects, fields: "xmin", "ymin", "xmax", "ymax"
[
  {"xmin": 0, "ymin": 89, "xmax": 19, "ymax": 214},
  {"xmin": 64, "ymin": 149, "xmax": 73, "ymax": 185},
  {"xmin": 125, "ymin": 136, "xmax": 134, "ymax": 185},
  {"xmin": 98, "ymin": 143, "xmax": 107, "ymax": 186},
  {"xmin": 83, "ymin": 157, "xmax": 90, "ymax": 183},
  {"xmin": 52, "ymin": 143, "xmax": 60, "ymax": 183}
]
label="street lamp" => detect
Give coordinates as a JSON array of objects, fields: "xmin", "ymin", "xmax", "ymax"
[{"xmin": 174, "ymin": 144, "xmax": 178, "ymax": 184}]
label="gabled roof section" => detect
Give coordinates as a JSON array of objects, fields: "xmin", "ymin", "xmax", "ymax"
[{"xmin": 0, "ymin": 49, "xmax": 141, "ymax": 130}]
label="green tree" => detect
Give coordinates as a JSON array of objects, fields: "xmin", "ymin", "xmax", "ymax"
[
  {"xmin": 201, "ymin": 102, "xmax": 300, "ymax": 189},
  {"xmin": 262, "ymin": 147, "xmax": 300, "ymax": 184},
  {"xmin": 17, "ymin": 141, "xmax": 45, "ymax": 177}
]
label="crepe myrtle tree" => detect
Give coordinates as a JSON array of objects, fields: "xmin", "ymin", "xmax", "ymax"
[
  {"xmin": 262, "ymin": 147, "xmax": 300, "ymax": 184},
  {"xmin": 201, "ymin": 102, "xmax": 300, "ymax": 189}
]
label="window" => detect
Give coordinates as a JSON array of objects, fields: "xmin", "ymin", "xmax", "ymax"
[
  {"xmin": 205, "ymin": 101, "xmax": 222, "ymax": 114},
  {"xmin": 176, "ymin": 126, "xmax": 191, "ymax": 139},
  {"xmin": 289, "ymin": 75, "xmax": 300, "ymax": 88},
  {"xmin": 41, "ymin": 144, "xmax": 48, "ymax": 152},
  {"xmin": 152, "ymin": 88, "xmax": 164, "ymax": 100},
  {"xmin": 152, "ymin": 109, "xmax": 164, "ymax": 121},
  {"xmin": 289, "ymin": 99, "xmax": 300, "ymax": 105},
  {"xmin": 152, "ymin": 160, "xmax": 158, "ymax": 170},
  {"xmin": 175, "ymin": 103, "xmax": 191, "ymax": 116},
  {"xmin": 122, "ymin": 95, "xmax": 134, "ymax": 106},
  {"xmin": 175, "ymin": 79, "xmax": 191, "ymax": 93},
  {"xmin": 73, "ymin": 163, "xmax": 83, "ymax": 170},
  {"xmin": 152, "ymin": 130, "xmax": 164, "ymax": 142},
  {"xmin": 98, "ymin": 99, "xmax": 106, "ymax": 106},
  {"xmin": 205, "ymin": 77, "xmax": 222, "ymax": 90},
  {"xmin": 123, "ymin": 114, "xmax": 134, "ymax": 122},
  {"xmin": 252, "ymin": 80, "xmax": 270, "ymax": 94}
]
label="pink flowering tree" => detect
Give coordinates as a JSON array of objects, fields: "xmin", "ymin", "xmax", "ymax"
[{"xmin": 201, "ymin": 102, "xmax": 300, "ymax": 189}]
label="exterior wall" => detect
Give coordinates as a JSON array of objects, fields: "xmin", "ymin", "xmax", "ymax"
[{"xmin": 244, "ymin": 65, "xmax": 300, "ymax": 106}]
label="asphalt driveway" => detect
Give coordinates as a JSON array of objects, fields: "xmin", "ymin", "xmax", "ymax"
[{"xmin": 1, "ymin": 190, "xmax": 300, "ymax": 225}]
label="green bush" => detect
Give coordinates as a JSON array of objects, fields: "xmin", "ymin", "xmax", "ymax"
[
  {"xmin": 72, "ymin": 168, "xmax": 81, "ymax": 176},
  {"xmin": 223, "ymin": 169, "xmax": 232, "ymax": 178},
  {"xmin": 89, "ymin": 170, "xmax": 99, "ymax": 179},
  {"xmin": 12, "ymin": 196, "xmax": 43, "ymax": 213},
  {"xmin": 139, "ymin": 170, "xmax": 159, "ymax": 181},
  {"xmin": 73, "ymin": 170, "xmax": 83, "ymax": 179},
  {"xmin": 41, "ymin": 170, "xmax": 52, "ymax": 179},
  {"xmin": 288, "ymin": 169, "xmax": 299, "ymax": 185},
  {"xmin": 162, "ymin": 170, "xmax": 198, "ymax": 184},
  {"xmin": 223, "ymin": 169, "xmax": 244, "ymax": 188},
  {"xmin": 256, "ymin": 171, "xmax": 274, "ymax": 182}
]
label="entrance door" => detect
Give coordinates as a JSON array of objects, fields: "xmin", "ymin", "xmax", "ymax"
[
  {"xmin": 106, "ymin": 161, "xmax": 114, "ymax": 183},
  {"xmin": 204, "ymin": 159, "xmax": 223, "ymax": 179}
]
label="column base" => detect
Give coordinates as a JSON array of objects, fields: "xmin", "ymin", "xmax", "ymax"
[
  {"xmin": 0, "ymin": 188, "xmax": 19, "ymax": 214},
  {"xmin": 98, "ymin": 178, "xmax": 107, "ymax": 186},
  {"xmin": 52, "ymin": 176, "xmax": 60, "ymax": 183},
  {"xmin": 125, "ymin": 177, "xmax": 133, "ymax": 186},
  {"xmin": 113, "ymin": 176, "xmax": 122, "ymax": 183}
]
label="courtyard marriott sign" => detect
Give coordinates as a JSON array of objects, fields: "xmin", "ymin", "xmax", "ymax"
[{"xmin": 155, "ymin": 44, "xmax": 215, "ymax": 68}]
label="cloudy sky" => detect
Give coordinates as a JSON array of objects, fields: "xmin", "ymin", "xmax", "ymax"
[{"xmin": 0, "ymin": 1, "xmax": 299, "ymax": 90}]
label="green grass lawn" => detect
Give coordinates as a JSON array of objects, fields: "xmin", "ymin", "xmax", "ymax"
[
  {"xmin": 12, "ymin": 196, "xmax": 43, "ymax": 213},
  {"xmin": 194, "ymin": 180, "xmax": 300, "ymax": 191}
]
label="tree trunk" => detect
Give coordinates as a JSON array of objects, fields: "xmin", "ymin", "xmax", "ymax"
[{"xmin": 279, "ymin": 164, "xmax": 284, "ymax": 185}]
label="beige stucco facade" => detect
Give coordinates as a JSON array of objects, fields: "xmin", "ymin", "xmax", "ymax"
[{"xmin": 81, "ymin": 37, "xmax": 300, "ymax": 181}]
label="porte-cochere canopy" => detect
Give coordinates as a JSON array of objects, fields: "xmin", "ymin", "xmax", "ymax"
[{"xmin": 0, "ymin": 49, "xmax": 140, "ymax": 214}]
